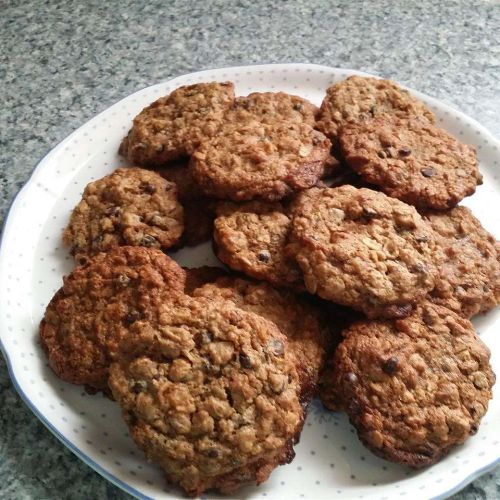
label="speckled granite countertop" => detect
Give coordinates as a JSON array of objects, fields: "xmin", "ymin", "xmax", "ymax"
[{"xmin": 1, "ymin": 0, "xmax": 499, "ymax": 498}]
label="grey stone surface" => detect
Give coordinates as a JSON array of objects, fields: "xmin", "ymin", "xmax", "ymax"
[{"xmin": 1, "ymin": 0, "xmax": 499, "ymax": 498}]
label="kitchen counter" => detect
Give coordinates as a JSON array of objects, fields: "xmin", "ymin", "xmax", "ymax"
[{"xmin": 1, "ymin": 0, "xmax": 499, "ymax": 498}]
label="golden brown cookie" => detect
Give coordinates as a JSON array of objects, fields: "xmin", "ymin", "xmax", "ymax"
[
  {"xmin": 316, "ymin": 75, "xmax": 435, "ymax": 144},
  {"xmin": 339, "ymin": 116, "xmax": 481, "ymax": 210},
  {"xmin": 213, "ymin": 201, "xmax": 304, "ymax": 290},
  {"xmin": 190, "ymin": 120, "xmax": 331, "ymax": 201},
  {"xmin": 230, "ymin": 92, "xmax": 318, "ymax": 125},
  {"xmin": 119, "ymin": 82, "xmax": 235, "ymax": 166},
  {"xmin": 108, "ymin": 295, "xmax": 304, "ymax": 496},
  {"xmin": 330, "ymin": 302, "xmax": 495, "ymax": 467},
  {"xmin": 287, "ymin": 186, "xmax": 441, "ymax": 318},
  {"xmin": 424, "ymin": 207, "xmax": 500, "ymax": 317},
  {"xmin": 192, "ymin": 275, "xmax": 331, "ymax": 402},
  {"xmin": 63, "ymin": 168, "xmax": 184, "ymax": 263},
  {"xmin": 39, "ymin": 247, "xmax": 186, "ymax": 391}
]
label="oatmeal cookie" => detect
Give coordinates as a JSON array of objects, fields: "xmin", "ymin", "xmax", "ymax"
[
  {"xmin": 213, "ymin": 201, "xmax": 304, "ymax": 290},
  {"xmin": 39, "ymin": 247, "xmax": 186, "ymax": 391},
  {"xmin": 119, "ymin": 82, "xmax": 235, "ymax": 166},
  {"xmin": 156, "ymin": 159, "xmax": 205, "ymax": 202},
  {"xmin": 331, "ymin": 302, "xmax": 495, "ymax": 467},
  {"xmin": 108, "ymin": 295, "xmax": 303, "ymax": 496},
  {"xmin": 63, "ymin": 168, "xmax": 184, "ymax": 263},
  {"xmin": 191, "ymin": 120, "xmax": 331, "ymax": 201},
  {"xmin": 339, "ymin": 116, "xmax": 481, "ymax": 209},
  {"xmin": 424, "ymin": 207, "xmax": 500, "ymax": 317},
  {"xmin": 230, "ymin": 92, "xmax": 318, "ymax": 125},
  {"xmin": 316, "ymin": 76, "xmax": 435, "ymax": 143},
  {"xmin": 192, "ymin": 276, "xmax": 331, "ymax": 401},
  {"xmin": 287, "ymin": 186, "xmax": 441, "ymax": 318}
]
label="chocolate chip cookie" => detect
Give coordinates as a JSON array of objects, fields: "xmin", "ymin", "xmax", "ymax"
[
  {"xmin": 316, "ymin": 76, "xmax": 435, "ymax": 144},
  {"xmin": 213, "ymin": 201, "xmax": 304, "ymax": 290},
  {"xmin": 424, "ymin": 206, "xmax": 500, "ymax": 317},
  {"xmin": 190, "ymin": 120, "xmax": 331, "ymax": 201},
  {"xmin": 287, "ymin": 186, "xmax": 441, "ymax": 318},
  {"xmin": 108, "ymin": 295, "xmax": 303, "ymax": 496},
  {"xmin": 339, "ymin": 116, "xmax": 481, "ymax": 209},
  {"xmin": 63, "ymin": 167, "xmax": 184, "ymax": 263},
  {"xmin": 230, "ymin": 92, "xmax": 318, "ymax": 125},
  {"xmin": 119, "ymin": 82, "xmax": 235, "ymax": 166},
  {"xmin": 39, "ymin": 247, "xmax": 186, "ymax": 391},
  {"xmin": 192, "ymin": 275, "xmax": 331, "ymax": 402},
  {"xmin": 331, "ymin": 302, "xmax": 495, "ymax": 467}
]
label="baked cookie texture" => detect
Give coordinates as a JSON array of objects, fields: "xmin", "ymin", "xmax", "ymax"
[
  {"xmin": 331, "ymin": 302, "xmax": 495, "ymax": 467},
  {"xmin": 119, "ymin": 82, "xmax": 235, "ymax": 166},
  {"xmin": 190, "ymin": 120, "xmax": 331, "ymax": 201},
  {"xmin": 192, "ymin": 275, "xmax": 331, "ymax": 402},
  {"xmin": 316, "ymin": 76, "xmax": 435, "ymax": 144},
  {"xmin": 424, "ymin": 207, "xmax": 500, "ymax": 317},
  {"xmin": 108, "ymin": 295, "xmax": 304, "ymax": 496},
  {"xmin": 213, "ymin": 201, "xmax": 304, "ymax": 290},
  {"xmin": 287, "ymin": 186, "xmax": 441, "ymax": 318},
  {"xmin": 230, "ymin": 92, "xmax": 318, "ymax": 125},
  {"xmin": 339, "ymin": 116, "xmax": 481, "ymax": 210},
  {"xmin": 63, "ymin": 168, "xmax": 184, "ymax": 263},
  {"xmin": 39, "ymin": 247, "xmax": 186, "ymax": 391}
]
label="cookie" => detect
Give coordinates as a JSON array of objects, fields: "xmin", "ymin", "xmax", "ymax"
[
  {"xmin": 287, "ymin": 186, "xmax": 441, "ymax": 318},
  {"xmin": 316, "ymin": 76, "xmax": 435, "ymax": 144},
  {"xmin": 108, "ymin": 295, "xmax": 303, "ymax": 496},
  {"xmin": 63, "ymin": 168, "xmax": 184, "ymax": 263},
  {"xmin": 230, "ymin": 92, "xmax": 318, "ymax": 125},
  {"xmin": 39, "ymin": 247, "xmax": 186, "ymax": 391},
  {"xmin": 213, "ymin": 201, "xmax": 304, "ymax": 290},
  {"xmin": 119, "ymin": 82, "xmax": 235, "ymax": 166},
  {"xmin": 331, "ymin": 302, "xmax": 495, "ymax": 467},
  {"xmin": 156, "ymin": 159, "xmax": 205, "ymax": 202},
  {"xmin": 424, "ymin": 207, "xmax": 500, "ymax": 317},
  {"xmin": 192, "ymin": 276, "xmax": 331, "ymax": 401},
  {"xmin": 184, "ymin": 266, "xmax": 228, "ymax": 295},
  {"xmin": 191, "ymin": 120, "xmax": 331, "ymax": 201},
  {"xmin": 339, "ymin": 116, "xmax": 481, "ymax": 209}
]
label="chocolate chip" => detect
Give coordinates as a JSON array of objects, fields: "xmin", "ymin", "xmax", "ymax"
[
  {"xmin": 385, "ymin": 303, "xmax": 413, "ymax": 318},
  {"xmin": 124, "ymin": 310, "xmax": 141, "ymax": 325},
  {"xmin": 346, "ymin": 372, "xmax": 358, "ymax": 384},
  {"xmin": 257, "ymin": 250, "xmax": 271, "ymax": 262},
  {"xmin": 399, "ymin": 148, "xmax": 412, "ymax": 157},
  {"xmin": 141, "ymin": 183, "xmax": 156, "ymax": 194},
  {"xmin": 369, "ymin": 105, "xmax": 377, "ymax": 117},
  {"xmin": 92, "ymin": 235, "xmax": 103, "ymax": 245},
  {"xmin": 362, "ymin": 206, "xmax": 378, "ymax": 218},
  {"xmin": 132, "ymin": 380, "xmax": 147, "ymax": 393},
  {"xmin": 293, "ymin": 103, "xmax": 304, "ymax": 111},
  {"xmin": 267, "ymin": 339, "xmax": 284, "ymax": 357},
  {"xmin": 415, "ymin": 235, "xmax": 428, "ymax": 243},
  {"xmin": 207, "ymin": 448, "xmax": 220, "ymax": 458},
  {"xmin": 382, "ymin": 357, "xmax": 399, "ymax": 374},
  {"xmin": 239, "ymin": 352, "xmax": 253, "ymax": 369},
  {"xmin": 421, "ymin": 167, "xmax": 436, "ymax": 178},
  {"xmin": 377, "ymin": 150, "xmax": 387, "ymax": 159},
  {"xmin": 141, "ymin": 234, "xmax": 157, "ymax": 247}
]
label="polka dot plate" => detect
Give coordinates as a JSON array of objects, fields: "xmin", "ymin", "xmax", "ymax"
[{"xmin": 0, "ymin": 64, "xmax": 499, "ymax": 500}]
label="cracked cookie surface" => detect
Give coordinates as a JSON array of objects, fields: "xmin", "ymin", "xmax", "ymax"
[
  {"xmin": 39, "ymin": 247, "xmax": 186, "ymax": 391},
  {"xmin": 119, "ymin": 82, "xmax": 235, "ymax": 165},
  {"xmin": 424, "ymin": 207, "xmax": 500, "ymax": 317},
  {"xmin": 63, "ymin": 167, "xmax": 183, "ymax": 263},
  {"xmin": 316, "ymin": 76, "xmax": 435, "ymax": 144},
  {"xmin": 191, "ymin": 120, "xmax": 331, "ymax": 201},
  {"xmin": 287, "ymin": 186, "xmax": 441, "ymax": 318},
  {"xmin": 214, "ymin": 201, "xmax": 304, "ymax": 290},
  {"xmin": 339, "ymin": 116, "xmax": 481, "ymax": 209},
  {"xmin": 108, "ymin": 295, "xmax": 303, "ymax": 496},
  {"xmin": 330, "ymin": 302, "xmax": 495, "ymax": 467}
]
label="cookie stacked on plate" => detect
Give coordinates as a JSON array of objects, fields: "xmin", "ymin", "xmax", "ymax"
[{"xmin": 40, "ymin": 76, "xmax": 498, "ymax": 496}]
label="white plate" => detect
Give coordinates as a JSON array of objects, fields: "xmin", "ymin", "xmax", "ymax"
[{"xmin": 1, "ymin": 64, "xmax": 499, "ymax": 500}]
